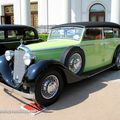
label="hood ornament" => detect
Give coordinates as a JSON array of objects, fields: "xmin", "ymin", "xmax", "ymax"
[{"xmin": 20, "ymin": 39, "xmax": 24, "ymax": 45}]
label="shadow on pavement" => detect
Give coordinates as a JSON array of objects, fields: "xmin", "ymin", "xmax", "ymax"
[{"xmin": 48, "ymin": 70, "xmax": 120, "ymax": 110}]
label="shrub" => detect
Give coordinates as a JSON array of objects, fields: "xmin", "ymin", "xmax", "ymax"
[{"xmin": 39, "ymin": 34, "xmax": 48, "ymax": 42}]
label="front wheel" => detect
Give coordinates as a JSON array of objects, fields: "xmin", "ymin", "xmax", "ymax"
[{"xmin": 35, "ymin": 70, "xmax": 64, "ymax": 107}]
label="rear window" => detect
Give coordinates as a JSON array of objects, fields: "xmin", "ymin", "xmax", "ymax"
[
  {"xmin": 83, "ymin": 28, "xmax": 102, "ymax": 41},
  {"xmin": 103, "ymin": 28, "xmax": 120, "ymax": 39},
  {"xmin": 103, "ymin": 28, "xmax": 114, "ymax": 39},
  {"xmin": 24, "ymin": 30, "xmax": 35, "ymax": 40}
]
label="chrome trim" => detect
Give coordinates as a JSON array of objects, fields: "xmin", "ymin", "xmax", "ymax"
[
  {"xmin": 31, "ymin": 44, "xmax": 96, "ymax": 52},
  {"xmin": 88, "ymin": 64, "xmax": 115, "ymax": 78},
  {"xmin": 0, "ymin": 82, "xmax": 35, "ymax": 99},
  {"xmin": 17, "ymin": 44, "xmax": 34, "ymax": 59},
  {"xmin": 17, "ymin": 44, "xmax": 31, "ymax": 53},
  {"xmin": 32, "ymin": 47, "xmax": 67, "ymax": 52},
  {"xmin": 13, "ymin": 50, "xmax": 26, "ymax": 86},
  {"xmin": 80, "ymin": 44, "xmax": 96, "ymax": 47}
]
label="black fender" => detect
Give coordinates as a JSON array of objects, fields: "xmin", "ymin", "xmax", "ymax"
[
  {"xmin": 0, "ymin": 55, "xmax": 15, "ymax": 87},
  {"xmin": 24, "ymin": 60, "xmax": 82, "ymax": 84}
]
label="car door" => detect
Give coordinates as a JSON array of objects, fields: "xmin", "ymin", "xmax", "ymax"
[
  {"xmin": 81, "ymin": 28, "xmax": 105, "ymax": 72},
  {"xmin": 103, "ymin": 28, "xmax": 120, "ymax": 65}
]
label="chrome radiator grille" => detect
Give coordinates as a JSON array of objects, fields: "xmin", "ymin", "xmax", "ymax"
[{"xmin": 13, "ymin": 50, "xmax": 26, "ymax": 84}]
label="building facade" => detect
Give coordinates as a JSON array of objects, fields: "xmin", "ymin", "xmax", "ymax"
[{"xmin": 0, "ymin": 0, "xmax": 119, "ymax": 32}]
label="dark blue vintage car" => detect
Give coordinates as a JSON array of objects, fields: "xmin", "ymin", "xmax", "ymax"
[{"xmin": 0, "ymin": 25, "xmax": 39, "ymax": 55}]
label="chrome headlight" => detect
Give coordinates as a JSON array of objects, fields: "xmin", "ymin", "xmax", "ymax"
[
  {"xmin": 23, "ymin": 52, "xmax": 33, "ymax": 66},
  {"xmin": 5, "ymin": 50, "xmax": 14, "ymax": 61}
]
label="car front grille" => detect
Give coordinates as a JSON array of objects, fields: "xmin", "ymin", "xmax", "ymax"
[{"xmin": 13, "ymin": 50, "xmax": 26, "ymax": 84}]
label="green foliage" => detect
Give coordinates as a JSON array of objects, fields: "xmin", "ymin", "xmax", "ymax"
[{"xmin": 39, "ymin": 34, "xmax": 48, "ymax": 42}]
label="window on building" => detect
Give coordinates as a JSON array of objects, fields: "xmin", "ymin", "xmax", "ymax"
[
  {"xmin": 89, "ymin": 3, "xmax": 105, "ymax": 22},
  {"xmin": 31, "ymin": 2, "xmax": 38, "ymax": 27},
  {"xmin": 2, "ymin": 5, "xmax": 14, "ymax": 24}
]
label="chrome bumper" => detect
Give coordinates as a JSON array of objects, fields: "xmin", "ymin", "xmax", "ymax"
[{"xmin": 0, "ymin": 82, "xmax": 35, "ymax": 99}]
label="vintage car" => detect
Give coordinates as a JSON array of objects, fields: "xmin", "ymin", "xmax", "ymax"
[
  {"xmin": 0, "ymin": 22, "xmax": 120, "ymax": 107},
  {"xmin": 0, "ymin": 25, "xmax": 39, "ymax": 55}
]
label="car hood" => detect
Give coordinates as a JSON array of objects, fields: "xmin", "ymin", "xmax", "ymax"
[{"xmin": 26, "ymin": 39, "xmax": 80, "ymax": 51}]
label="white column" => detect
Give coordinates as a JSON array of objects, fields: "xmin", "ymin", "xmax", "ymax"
[
  {"xmin": 71, "ymin": 0, "xmax": 82, "ymax": 22},
  {"xmin": 38, "ymin": 0, "xmax": 48, "ymax": 26},
  {"xmin": 111, "ymin": 0, "xmax": 120, "ymax": 24},
  {"xmin": 20, "ymin": 0, "xmax": 31, "ymax": 26},
  {"xmin": 14, "ymin": 0, "xmax": 21, "ymax": 25},
  {"xmin": 48, "ymin": 0, "xmax": 71, "ymax": 25},
  {"xmin": 0, "ymin": 5, "xmax": 2, "ymax": 25}
]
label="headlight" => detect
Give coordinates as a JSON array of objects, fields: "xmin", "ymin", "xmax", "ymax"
[
  {"xmin": 23, "ymin": 52, "xmax": 33, "ymax": 66},
  {"xmin": 5, "ymin": 50, "xmax": 14, "ymax": 61}
]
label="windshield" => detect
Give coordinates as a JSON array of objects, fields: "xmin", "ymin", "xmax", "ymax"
[{"xmin": 48, "ymin": 27, "xmax": 84, "ymax": 41}]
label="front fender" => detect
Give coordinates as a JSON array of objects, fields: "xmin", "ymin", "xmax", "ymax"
[
  {"xmin": 24, "ymin": 60, "xmax": 81, "ymax": 84},
  {"xmin": 0, "ymin": 55, "xmax": 15, "ymax": 87},
  {"xmin": 24, "ymin": 60, "xmax": 65, "ymax": 83}
]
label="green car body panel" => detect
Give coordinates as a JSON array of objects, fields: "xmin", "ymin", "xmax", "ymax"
[{"xmin": 26, "ymin": 37, "xmax": 120, "ymax": 73}]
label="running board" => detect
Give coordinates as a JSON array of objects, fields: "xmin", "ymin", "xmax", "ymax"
[{"xmin": 87, "ymin": 64, "xmax": 115, "ymax": 78}]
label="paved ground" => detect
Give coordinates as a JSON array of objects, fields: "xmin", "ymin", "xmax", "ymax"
[{"xmin": 0, "ymin": 69, "xmax": 120, "ymax": 120}]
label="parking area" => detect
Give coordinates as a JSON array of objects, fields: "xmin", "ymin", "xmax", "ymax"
[{"xmin": 0, "ymin": 69, "xmax": 120, "ymax": 120}]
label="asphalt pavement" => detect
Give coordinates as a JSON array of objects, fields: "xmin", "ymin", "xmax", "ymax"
[{"xmin": 0, "ymin": 69, "xmax": 120, "ymax": 120}]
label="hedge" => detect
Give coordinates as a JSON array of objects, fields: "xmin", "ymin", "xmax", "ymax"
[{"xmin": 38, "ymin": 34, "xmax": 48, "ymax": 42}]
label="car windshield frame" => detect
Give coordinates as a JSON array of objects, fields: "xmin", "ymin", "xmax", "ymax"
[{"xmin": 48, "ymin": 27, "xmax": 84, "ymax": 41}]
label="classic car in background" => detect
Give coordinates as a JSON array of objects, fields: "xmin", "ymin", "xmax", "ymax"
[
  {"xmin": 0, "ymin": 25, "xmax": 39, "ymax": 55},
  {"xmin": 0, "ymin": 22, "xmax": 120, "ymax": 107}
]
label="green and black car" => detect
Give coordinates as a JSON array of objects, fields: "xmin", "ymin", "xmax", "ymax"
[
  {"xmin": 0, "ymin": 25, "xmax": 39, "ymax": 55},
  {"xmin": 0, "ymin": 22, "xmax": 120, "ymax": 106}
]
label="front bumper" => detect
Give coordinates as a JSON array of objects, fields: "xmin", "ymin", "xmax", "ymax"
[{"xmin": 0, "ymin": 82, "xmax": 35, "ymax": 99}]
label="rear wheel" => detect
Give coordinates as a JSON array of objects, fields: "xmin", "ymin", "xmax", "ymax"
[
  {"xmin": 35, "ymin": 70, "xmax": 64, "ymax": 107},
  {"xmin": 63, "ymin": 47, "xmax": 85, "ymax": 75},
  {"xmin": 113, "ymin": 49, "xmax": 120, "ymax": 70}
]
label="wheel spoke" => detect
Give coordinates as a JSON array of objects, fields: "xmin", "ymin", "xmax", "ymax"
[
  {"xmin": 68, "ymin": 53, "xmax": 82, "ymax": 74},
  {"xmin": 41, "ymin": 75, "xmax": 59, "ymax": 99}
]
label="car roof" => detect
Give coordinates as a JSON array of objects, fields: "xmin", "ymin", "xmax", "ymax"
[
  {"xmin": 52, "ymin": 22, "xmax": 120, "ymax": 29},
  {"xmin": 0, "ymin": 24, "xmax": 36, "ymax": 30}
]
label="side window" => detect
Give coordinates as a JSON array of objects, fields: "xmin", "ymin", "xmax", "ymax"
[
  {"xmin": 103, "ymin": 28, "xmax": 114, "ymax": 39},
  {"xmin": 83, "ymin": 28, "xmax": 102, "ymax": 41},
  {"xmin": 15, "ymin": 30, "xmax": 24, "ymax": 40},
  {"xmin": 0, "ymin": 31, "xmax": 5, "ymax": 40},
  {"xmin": 24, "ymin": 30, "xmax": 35, "ymax": 40},
  {"xmin": 7, "ymin": 30, "xmax": 17, "ymax": 39}
]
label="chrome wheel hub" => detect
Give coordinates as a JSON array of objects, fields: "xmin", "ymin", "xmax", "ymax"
[
  {"xmin": 68, "ymin": 53, "xmax": 82, "ymax": 74},
  {"xmin": 41, "ymin": 75, "xmax": 59, "ymax": 99}
]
